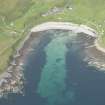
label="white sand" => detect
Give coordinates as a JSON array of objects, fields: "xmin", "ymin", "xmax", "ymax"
[
  {"xmin": 31, "ymin": 22, "xmax": 97, "ymax": 37},
  {"xmin": 31, "ymin": 22, "xmax": 105, "ymax": 53},
  {"xmin": 0, "ymin": 22, "xmax": 105, "ymax": 96}
]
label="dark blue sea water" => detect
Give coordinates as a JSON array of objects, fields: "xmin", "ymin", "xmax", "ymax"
[{"xmin": 0, "ymin": 30, "xmax": 105, "ymax": 105}]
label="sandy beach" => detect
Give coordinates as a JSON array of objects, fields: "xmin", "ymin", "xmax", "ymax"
[
  {"xmin": 0, "ymin": 21, "xmax": 105, "ymax": 98},
  {"xmin": 31, "ymin": 22, "xmax": 97, "ymax": 37},
  {"xmin": 31, "ymin": 22, "xmax": 105, "ymax": 54}
]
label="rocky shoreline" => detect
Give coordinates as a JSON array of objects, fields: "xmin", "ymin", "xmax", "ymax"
[
  {"xmin": 0, "ymin": 22, "xmax": 104, "ymax": 98},
  {"xmin": 0, "ymin": 30, "xmax": 35, "ymax": 97}
]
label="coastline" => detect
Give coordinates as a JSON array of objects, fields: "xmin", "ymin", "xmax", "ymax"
[
  {"xmin": 95, "ymin": 40, "xmax": 105, "ymax": 53},
  {"xmin": 0, "ymin": 31, "xmax": 32, "ymax": 98},
  {"xmin": 0, "ymin": 21, "xmax": 105, "ymax": 98},
  {"xmin": 31, "ymin": 22, "xmax": 97, "ymax": 37},
  {"xmin": 31, "ymin": 22, "xmax": 105, "ymax": 54}
]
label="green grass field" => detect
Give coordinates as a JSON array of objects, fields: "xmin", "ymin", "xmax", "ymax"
[{"xmin": 0, "ymin": 0, "xmax": 105, "ymax": 73}]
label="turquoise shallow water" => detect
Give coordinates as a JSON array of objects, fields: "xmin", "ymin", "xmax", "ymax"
[
  {"xmin": 37, "ymin": 35, "xmax": 74, "ymax": 105},
  {"xmin": 0, "ymin": 30, "xmax": 105, "ymax": 105}
]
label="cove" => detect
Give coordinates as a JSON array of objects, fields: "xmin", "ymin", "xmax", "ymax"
[{"xmin": 0, "ymin": 30, "xmax": 105, "ymax": 105}]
